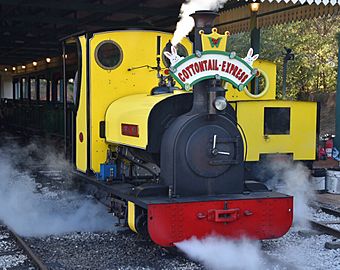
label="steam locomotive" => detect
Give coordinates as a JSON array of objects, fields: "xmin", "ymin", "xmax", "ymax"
[{"xmin": 69, "ymin": 11, "xmax": 319, "ymax": 247}]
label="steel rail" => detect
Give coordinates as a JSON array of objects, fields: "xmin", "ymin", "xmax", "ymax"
[
  {"xmin": 320, "ymin": 206, "xmax": 340, "ymax": 218},
  {"xmin": 308, "ymin": 206, "xmax": 340, "ymax": 239},
  {"xmin": 1, "ymin": 223, "xmax": 48, "ymax": 270},
  {"xmin": 309, "ymin": 220, "xmax": 340, "ymax": 239}
]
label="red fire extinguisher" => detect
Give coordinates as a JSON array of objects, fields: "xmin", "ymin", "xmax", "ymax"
[
  {"xmin": 318, "ymin": 146, "xmax": 326, "ymax": 160},
  {"xmin": 325, "ymin": 138, "xmax": 333, "ymax": 159}
]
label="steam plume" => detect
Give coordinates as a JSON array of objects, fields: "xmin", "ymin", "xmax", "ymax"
[
  {"xmin": 172, "ymin": 0, "xmax": 228, "ymax": 46},
  {"xmin": 264, "ymin": 159, "xmax": 314, "ymax": 228},
  {"xmin": 176, "ymin": 236, "xmax": 265, "ymax": 270},
  {"xmin": 0, "ymin": 141, "xmax": 115, "ymax": 236}
]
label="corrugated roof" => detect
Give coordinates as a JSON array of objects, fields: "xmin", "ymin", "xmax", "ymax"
[{"xmin": 246, "ymin": 0, "xmax": 339, "ymax": 5}]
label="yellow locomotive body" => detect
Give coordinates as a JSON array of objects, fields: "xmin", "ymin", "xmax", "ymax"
[{"xmin": 75, "ymin": 30, "xmax": 317, "ymax": 174}]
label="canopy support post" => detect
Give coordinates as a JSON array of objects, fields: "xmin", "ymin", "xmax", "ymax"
[
  {"xmin": 250, "ymin": 16, "xmax": 260, "ymax": 55},
  {"xmin": 334, "ymin": 33, "xmax": 340, "ymax": 149},
  {"xmin": 250, "ymin": 7, "xmax": 260, "ymax": 94},
  {"xmin": 62, "ymin": 41, "xmax": 68, "ymax": 159}
]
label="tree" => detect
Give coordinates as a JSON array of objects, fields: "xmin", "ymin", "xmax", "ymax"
[{"xmin": 227, "ymin": 15, "xmax": 340, "ymax": 99}]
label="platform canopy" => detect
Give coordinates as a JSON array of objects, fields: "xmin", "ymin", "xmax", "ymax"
[
  {"xmin": 0, "ymin": 0, "xmax": 339, "ymax": 68},
  {"xmin": 0, "ymin": 0, "xmax": 187, "ymax": 66}
]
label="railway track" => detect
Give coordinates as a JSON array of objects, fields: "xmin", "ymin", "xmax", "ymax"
[
  {"xmin": 310, "ymin": 206, "xmax": 340, "ymax": 238},
  {"xmin": 0, "ymin": 223, "xmax": 48, "ymax": 270}
]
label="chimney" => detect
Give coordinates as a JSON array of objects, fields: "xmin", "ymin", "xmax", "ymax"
[
  {"xmin": 189, "ymin": 11, "xmax": 221, "ymax": 114},
  {"xmin": 190, "ymin": 11, "xmax": 218, "ymax": 52}
]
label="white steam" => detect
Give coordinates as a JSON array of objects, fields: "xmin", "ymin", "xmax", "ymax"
[
  {"xmin": 264, "ymin": 159, "xmax": 314, "ymax": 228},
  {"xmin": 172, "ymin": 0, "xmax": 228, "ymax": 46},
  {"xmin": 176, "ymin": 236, "xmax": 265, "ymax": 270},
  {"xmin": 0, "ymin": 142, "xmax": 115, "ymax": 237}
]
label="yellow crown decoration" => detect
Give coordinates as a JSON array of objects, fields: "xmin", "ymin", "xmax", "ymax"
[{"xmin": 199, "ymin": 28, "xmax": 230, "ymax": 52}]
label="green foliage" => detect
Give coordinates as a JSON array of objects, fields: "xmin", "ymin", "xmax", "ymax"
[{"xmin": 227, "ymin": 15, "xmax": 340, "ymax": 99}]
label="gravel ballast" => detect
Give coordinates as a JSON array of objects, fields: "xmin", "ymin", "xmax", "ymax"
[
  {"xmin": 25, "ymin": 231, "xmax": 202, "ymax": 270},
  {"xmin": 1, "ymin": 135, "xmax": 340, "ymax": 270}
]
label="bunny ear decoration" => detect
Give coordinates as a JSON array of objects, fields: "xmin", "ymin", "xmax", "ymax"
[
  {"xmin": 247, "ymin": 48, "xmax": 253, "ymax": 57},
  {"xmin": 252, "ymin": 54, "xmax": 259, "ymax": 61},
  {"xmin": 164, "ymin": 51, "xmax": 172, "ymax": 60},
  {"xmin": 171, "ymin": 46, "xmax": 177, "ymax": 55}
]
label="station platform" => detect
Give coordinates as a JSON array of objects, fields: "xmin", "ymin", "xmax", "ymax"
[{"xmin": 313, "ymin": 159, "xmax": 340, "ymax": 169}]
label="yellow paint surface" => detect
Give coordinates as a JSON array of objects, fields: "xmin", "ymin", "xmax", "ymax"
[
  {"xmin": 128, "ymin": 201, "xmax": 137, "ymax": 233},
  {"xmin": 105, "ymin": 93, "xmax": 185, "ymax": 149},
  {"xmin": 75, "ymin": 36, "xmax": 88, "ymax": 172},
  {"xmin": 235, "ymin": 100, "xmax": 317, "ymax": 161}
]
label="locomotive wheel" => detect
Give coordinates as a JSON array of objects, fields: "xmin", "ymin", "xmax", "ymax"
[{"xmin": 135, "ymin": 213, "xmax": 149, "ymax": 238}]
